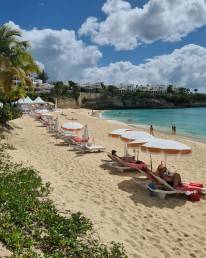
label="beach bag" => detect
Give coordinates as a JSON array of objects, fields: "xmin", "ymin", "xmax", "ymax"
[
  {"xmin": 187, "ymin": 191, "xmax": 201, "ymax": 202},
  {"xmin": 189, "ymin": 182, "xmax": 203, "ymax": 188}
]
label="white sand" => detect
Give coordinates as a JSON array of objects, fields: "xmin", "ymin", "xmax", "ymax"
[{"xmin": 4, "ymin": 108, "xmax": 206, "ymax": 258}]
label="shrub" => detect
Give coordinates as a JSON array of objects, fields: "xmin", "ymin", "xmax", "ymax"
[
  {"xmin": 0, "ymin": 104, "xmax": 22, "ymax": 125},
  {"xmin": 0, "ymin": 143, "xmax": 127, "ymax": 257}
]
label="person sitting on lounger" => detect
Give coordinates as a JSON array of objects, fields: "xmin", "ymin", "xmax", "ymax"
[
  {"xmin": 111, "ymin": 150, "xmax": 135, "ymax": 162},
  {"xmin": 155, "ymin": 162, "xmax": 182, "ymax": 188}
]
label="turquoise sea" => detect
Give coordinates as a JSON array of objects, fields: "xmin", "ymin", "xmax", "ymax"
[{"xmin": 102, "ymin": 108, "xmax": 206, "ymax": 140}]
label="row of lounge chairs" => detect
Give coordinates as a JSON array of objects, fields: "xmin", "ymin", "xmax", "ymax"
[
  {"xmin": 39, "ymin": 114, "xmax": 105, "ymax": 153},
  {"xmin": 35, "ymin": 112, "xmax": 205, "ymax": 201},
  {"xmin": 105, "ymin": 152, "xmax": 206, "ymax": 200}
]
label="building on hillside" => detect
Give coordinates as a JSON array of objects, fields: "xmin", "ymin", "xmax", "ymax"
[
  {"xmin": 135, "ymin": 84, "xmax": 167, "ymax": 93},
  {"xmin": 80, "ymin": 82, "xmax": 103, "ymax": 92},
  {"xmin": 34, "ymin": 83, "xmax": 54, "ymax": 94},
  {"xmin": 118, "ymin": 83, "xmax": 136, "ymax": 93}
]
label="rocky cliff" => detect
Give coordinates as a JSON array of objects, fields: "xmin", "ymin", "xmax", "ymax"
[{"xmin": 80, "ymin": 94, "xmax": 206, "ymax": 109}]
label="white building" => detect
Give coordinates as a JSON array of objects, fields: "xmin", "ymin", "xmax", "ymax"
[
  {"xmin": 118, "ymin": 83, "xmax": 136, "ymax": 92},
  {"xmin": 135, "ymin": 84, "xmax": 167, "ymax": 93},
  {"xmin": 34, "ymin": 83, "xmax": 54, "ymax": 94},
  {"xmin": 80, "ymin": 82, "xmax": 103, "ymax": 92}
]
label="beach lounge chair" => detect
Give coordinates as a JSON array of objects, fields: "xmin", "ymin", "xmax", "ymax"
[
  {"xmin": 73, "ymin": 143, "xmax": 105, "ymax": 153},
  {"xmin": 103, "ymin": 152, "xmax": 146, "ymax": 173},
  {"xmin": 115, "ymin": 156, "xmax": 206, "ymax": 200}
]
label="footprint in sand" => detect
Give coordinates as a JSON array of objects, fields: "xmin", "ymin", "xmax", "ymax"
[
  {"xmin": 100, "ymin": 209, "xmax": 106, "ymax": 218},
  {"xmin": 111, "ymin": 218, "xmax": 122, "ymax": 227},
  {"xmin": 111, "ymin": 227, "xmax": 119, "ymax": 234},
  {"xmin": 125, "ymin": 238, "xmax": 139, "ymax": 249}
]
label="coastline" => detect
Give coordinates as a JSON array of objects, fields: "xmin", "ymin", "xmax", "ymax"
[
  {"xmin": 100, "ymin": 109, "xmax": 206, "ymax": 145},
  {"xmin": 5, "ymin": 108, "xmax": 206, "ymax": 258}
]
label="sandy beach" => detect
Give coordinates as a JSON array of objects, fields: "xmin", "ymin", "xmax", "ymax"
[{"xmin": 3, "ymin": 108, "xmax": 206, "ymax": 258}]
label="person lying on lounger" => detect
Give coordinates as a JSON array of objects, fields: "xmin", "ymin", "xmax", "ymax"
[
  {"xmin": 111, "ymin": 150, "xmax": 145, "ymax": 164},
  {"xmin": 155, "ymin": 162, "xmax": 182, "ymax": 188}
]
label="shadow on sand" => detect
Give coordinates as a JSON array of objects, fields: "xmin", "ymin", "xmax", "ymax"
[
  {"xmin": 100, "ymin": 163, "xmax": 138, "ymax": 177},
  {"xmin": 36, "ymin": 125, "xmax": 46, "ymax": 128},
  {"xmin": 118, "ymin": 179, "xmax": 187, "ymax": 208},
  {"xmin": 54, "ymin": 142, "xmax": 69, "ymax": 147}
]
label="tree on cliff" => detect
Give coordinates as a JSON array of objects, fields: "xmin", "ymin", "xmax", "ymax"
[
  {"xmin": 38, "ymin": 69, "xmax": 48, "ymax": 83},
  {"xmin": 68, "ymin": 80, "xmax": 80, "ymax": 101},
  {"xmin": 167, "ymin": 85, "xmax": 174, "ymax": 94}
]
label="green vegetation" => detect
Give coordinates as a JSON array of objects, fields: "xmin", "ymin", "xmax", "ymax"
[
  {"xmin": 0, "ymin": 142, "xmax": 127, "ymax": 257},
  {"xmin": 0, "ymin": 104, "xmax": 22, "ymax": 127},
  {"xmin": 0, "ymin": 23, "xmax": 40, "ymax": 100},
  {"xmin": 38, "ymin": 70, "xmax": 49, "ymax": 83},
  {"xmin": 81, "ymin": 84, "xmax": 206, "ymax": 109}
]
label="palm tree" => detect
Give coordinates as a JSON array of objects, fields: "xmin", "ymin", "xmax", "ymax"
[{"xmin": 0, "ymin": 23, "xmax": 40, "ymax": 100}]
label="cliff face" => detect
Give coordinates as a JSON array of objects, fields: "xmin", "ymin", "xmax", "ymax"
[{"xmin": 80, "ymin": 95, "xmax": 206, "ymax": 109}]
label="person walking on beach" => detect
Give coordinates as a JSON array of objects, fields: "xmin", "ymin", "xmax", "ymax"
[
  {"xmin": 172, "ymin": 124, "xmax": 176, "ymax": 135},
  {"xmin": 150, "ymin": 125, "xmax": 154, "ymax": 135}
]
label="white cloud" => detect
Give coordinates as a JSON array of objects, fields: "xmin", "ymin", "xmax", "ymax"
[
  {"xmin": 7, "ymin": 21, "xmax": 102, "ymax": 81},
  {"xmin": 79, "ymin": 0, "xmax": 206, "ymax": 50},
  {"xmin": 82, "ymin": 44, "xmax": 206, "ymax": 91},
  {"xmin": 6, "ymin": 21, "xmax": 206, "ymax": 91}
]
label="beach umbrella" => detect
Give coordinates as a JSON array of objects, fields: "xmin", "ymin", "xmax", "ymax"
[
  {"xmin": 127, "ymin": 134, "xmax": 155, "ymax": 160},
  {"xmin": 141, "ymin": 138, "xmax": 192, "ymax": 155},
  {"xmin": 123, "ymin": 132, "xmax": 154, "ymax": 159},
  {"xmin": 108, "ymin": 128, "xmax": 131, "ymax": 138},
  {"xmin": 33, "ymin": 96, "xmax": 45, "ymax": 104},
  {"xmin": 61, "ymin": 122, "xmax": 83, "ymax": 131},
  {"xmin": 17, "ymin": 97, "xmax": 26, "ymax": 104},
  {"xmin": 82, "ymin": 124, "xmax": 89, "ymax": 142},
  {"xmin": 120, "ymin": 131, "xmax": 151, "ymax": 142},
  {"xmin": 141, "ymin": 138, "xmax": 192, "ymax": 168},
  {"xmin": 24, "ymin": 96, "xmax": 33, "ymax": 104},
  {"xmin": 127, "ymin": 135, "xmax": 155, "ymax": 148}
]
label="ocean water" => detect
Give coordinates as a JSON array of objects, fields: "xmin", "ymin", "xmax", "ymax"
[{"xmin": 102, "ymin": 108, "xmax": 206, "ymax": 140}]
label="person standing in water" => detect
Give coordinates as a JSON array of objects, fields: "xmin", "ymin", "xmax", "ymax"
[
  {"xmin": 172, "ymin": 124, "xmax": 176, "ymax": 135},
  {"xmin": 173, "ymin": 124, "xmax": 176, "ymax": 135},
  {"xmin": 150, "ymin": 125, "xmax": 154, "ymax": 135}
]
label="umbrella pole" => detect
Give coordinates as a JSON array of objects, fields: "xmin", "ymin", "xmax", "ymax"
[
  {"xmin": 150, "ymin": 153, "xmax": 153, "ymax": 171},
  {"xmin": 137, "ymin": 148, "xmax": 140, "ymax": 161},
  {"xmin": 165, "ymin": 154, "xmax": 167, "ymax": 167}
]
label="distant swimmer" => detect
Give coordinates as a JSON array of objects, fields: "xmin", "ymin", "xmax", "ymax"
[{"xmin": 150, "ymin": 125, "xmax": 154, "ymax": 135}]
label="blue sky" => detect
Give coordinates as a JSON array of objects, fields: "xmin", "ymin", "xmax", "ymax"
[{"xmin": 1, "ymin": 0, "xmax": 206, "ymax": 90}]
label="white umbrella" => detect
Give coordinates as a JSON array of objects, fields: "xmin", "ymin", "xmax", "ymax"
[
  {"xmin": 61, "ymin": 122, "xmax": 83, "ymax": 131},
  {"xmin": 82, "ymin": 124, "xmax": 89, "ymax": 142},
  {"xmin": 141, "ymin": 138, "xmax": 192, "ymax": 168},
  {"xmin": 33, "ymin": 96, "xmax": 45, "ymax": 104},
  {"xmin": 127, "ymin": 135, "xmax": 154, "ymax": 148},
  {"xmin": 108, "ymin": 128, "xmax": 131, "ymax": 138},
  {"xmin": 24, "ymin": 96, "xmax": 33, "ymax": 104},
  {"xmin": 127, "ymin": 134, "xmax": 154, "ymax": 160},
  {"xmin": 121, "ymin": 131, "xmax": 153, "ymax": 160},
  {"xmin": 17, "ymin": 97, "xmax": 26, "ymax": 104},
  {"xmin": 141, "ymin": 138, "xmax": 192, "ymax": 155},
  {"xmin": 120, "ymin": 131, "xmax": 151, "ymax": 142}
]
